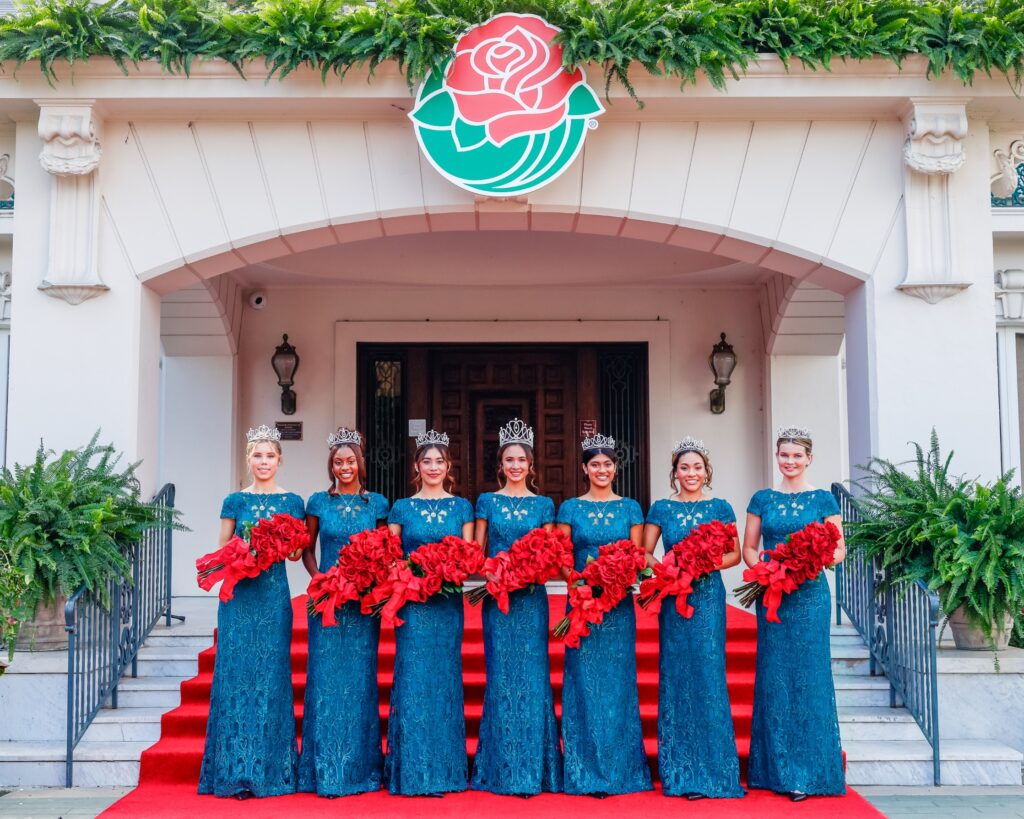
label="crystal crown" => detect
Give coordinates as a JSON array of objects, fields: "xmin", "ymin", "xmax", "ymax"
[
  {"xmin": 672, "ymin": 436, "xmax": 709, "ymax": 457},
  {"xmin": 327, "ymin": 427, "xmax": 362, "ymax": 448},
  {"xmin": 246, "ymin": 424, "xmax": 281, "ymax": 443},
  {"xmin": 777, "ymin": 425, "xmax": 812, "ymax": 441},
  {"xmin": 498, "ymin": 418, "xmax": 534, "ymax": 448},
  {"xmin": 581, "ymin": 432, "xmax": 616, "ymax": 451},
  {"xmin": 415, "ymin": 429, "xmax": 450, "ymax": 448}
]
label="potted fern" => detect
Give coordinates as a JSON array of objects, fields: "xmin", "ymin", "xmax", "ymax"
[
  {"xmin": 0, "ymin": 434, "xmax": 176, "ymax": 656},
  {"xmin": 849, "ymin": 432, "xmax": 1024, "ymax": 652}
]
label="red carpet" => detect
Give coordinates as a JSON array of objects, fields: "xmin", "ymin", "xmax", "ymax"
[{"xmin": 102, "ymin": 595, "xmax": 881, "ymax": 817}]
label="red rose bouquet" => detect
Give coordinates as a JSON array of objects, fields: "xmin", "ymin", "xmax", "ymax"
[
  {"xmin": 306, "ymin": 527, "xmax": 404, "ymax": 626},
  {"xmin": 465, "ymin": 528, "xmax": 574, "ymax": 613},
  {"xmin": 638, "ymin": 520, "xmax": 738, "ymax": 618},
  {"xmin": 553, "ymin": 540, "xmax": 649, "ymax": 648},
  {"xmin": 734, "ymin": 520, "xmax": 842, "ymax": 622},
  {"xmin": 196, "ymin": 513, "xmax": 310, "ymax": 602},
  {"xmin": 365, "ymin": 536, "xmax": 485, "ymax": 627}
]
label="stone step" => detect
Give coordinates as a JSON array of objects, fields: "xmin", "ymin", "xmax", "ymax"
[
  {"xmin": 833, "ymin": 676, "xmax": 893, "ymax": 708},
  {"xmin": 83, "ymin": 708, "xmax": 169, "ymax": 743},
  {"xmin": 844, "ymin": 739, "xmax": 1024, "ymax": 786},
  {"xmin": 115, "ymin": 677, "xmax": 189, "ymax": 709},
  {"xmin": 0, "ymin": 741, "xmax": 147, "ymax": 788},
  {"xmin": 131, "ymin": 648, "xmax": 200, "ymax": 678},
  {"xmin": 837, "ymin": 707, "xmax": 923, "ymax": 741}
]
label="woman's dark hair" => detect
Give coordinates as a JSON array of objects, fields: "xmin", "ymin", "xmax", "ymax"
[
  {"xmin": 327, "ymin": 440, "xmax": 369, "ymax": 500},
  {"xmin": 670, "ymin": 448, "xmax": 713, "ymax": 492},
  {"xmin": 496, "ymin": 442, "xmax": 541, "ymax": 493},
  {"xmin": 412, "ymin": 443, "xmax": 456, "ymax": 494}
]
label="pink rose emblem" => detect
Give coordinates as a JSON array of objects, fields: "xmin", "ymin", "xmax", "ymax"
[{"xmin": 445, "ymin": 14, "xmax": 584, "ymax": 146}]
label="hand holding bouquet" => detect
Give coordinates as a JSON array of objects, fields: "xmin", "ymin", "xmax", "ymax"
[
  {"xmin": 306, "ymin": 527, "xmax": 404, "ymax": 626},
  {"xmin": 196, "ymin": 513, "xmax": 310, "ymax": 602},
  {"xmin": 553, "ymin": 539, "xmax": 649, "ymax": 648},
  {"xmin": 365, "ymin": 535, "xmax": 485, "ymax": 627},
  {"xmin": 638, "ymin": 520, "xmax": 737, "ymax": 617},
  {"xmin": 465, "ymin": 528, "xmax": 573, "ymax": 613},
  {"xmin": 734, "ymin": 520, "xmax": 841, "ymax": 622}
]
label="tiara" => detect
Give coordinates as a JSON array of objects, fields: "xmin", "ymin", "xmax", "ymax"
[
  {"xmin": 327, "ymin": 427, "xmax": 362, "ymax": 448},
  {"xmin": 246, "ymin": 424, "xmax": 281, "ymax": 443},
  {"xmin": 672, "ymin": 436, "xmax": 709, "ymax": 457},
  {"xmin": 415, "ymin": 429, "xmax": 449, "ymax": 448},
  {"xmin": 498, "ymin": 418, "xmax": 534, "ymax": 448},
  {"xmin": 582, "ymin": 433, "xmax": 615, "ymax": 451},
  {"xmin": 777, "ymin": 425, "xmax": 812, "ymax": 441}
]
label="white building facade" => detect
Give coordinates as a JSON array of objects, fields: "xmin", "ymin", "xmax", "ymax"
[{"xmin": 0, "ymin": 56, "xmax": 1019, "ymax": 599}]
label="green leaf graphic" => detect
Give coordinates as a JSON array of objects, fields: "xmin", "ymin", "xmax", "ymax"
[
  {"xmin": 453, "ymin": 118, "xmax": 488, "ymax": 151},
  {"xmin": 410, "ymin": 88, "xmax": 455, "ymax": 130},
  {"xmin": 566, "ymin": 84, "xmax": 603, "ymax": 118}
]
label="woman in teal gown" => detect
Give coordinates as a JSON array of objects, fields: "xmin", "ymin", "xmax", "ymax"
[
  {"xmin": 384, "ymin": 432, "xmax": 475, "ymax": 795},
  {"xmin": 643, "ymin": 437, "xmax": 744, "ymax": 799},
  {"xmin": 299, "ymin": 428, "xmax": 389, "ymax": 796},
  {"xmin": 470, "ymin": 421, "xmax": 562, "ymax": 795},
  {"xmin": 742, "ymin": 426, "xmax": 847, "ymax": 800},
  {"xmin": 556, "ymin": 436, "xmax": 652, "ymax": 796},
  {"xmin": 199, "ymin": 427, "xmax": 302, "ymax": 798}
]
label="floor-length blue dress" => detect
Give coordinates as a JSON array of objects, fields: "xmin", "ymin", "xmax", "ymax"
[
  {"xmin": 746, "ymin": 488, "xmax": 846, "ymax": 795},
  {"xmin": 299, "ymin": 490, "xmax": 389, "ymax": 796},
  {"xmin": 646, "ymin": 497, "xmax": 744, "ymax": 798},
  {"xmin": 470, "ymin": 493, "xmax": 563, "ymax": 795},
  {"xmin": 384, "ymin": 496, "xmax": 474, "ymax": 795},
  {"xmin": 557, "ymin": 497, "xmax": 653, "ymax": 795},
  {"xmin": 199, "ymin": 491, "xmax": 304, "ymax": 797}
]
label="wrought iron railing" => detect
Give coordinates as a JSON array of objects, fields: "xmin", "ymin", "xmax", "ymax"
[
  {"xmin": 831, "ymin": 482, "xmax": 941, "ymax": 785},
  {"xmin": 64, "ymin": 484, "xmax": 180, "ymax": 786}
]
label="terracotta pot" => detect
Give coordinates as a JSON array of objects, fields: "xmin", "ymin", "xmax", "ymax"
[
  {"xmin": 14, "ymin": 594, "xmax": 69, "ymax": 651},
  {"xmin": 947, "ymin": 605, "xmax": 1013, "ymax": 651}
]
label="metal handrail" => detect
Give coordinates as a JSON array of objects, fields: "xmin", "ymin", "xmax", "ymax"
[
  {"xmin": 64, "ymin": 484, "xmax": 180, "ymax": 787},
  {"xmin": 831, "ymin": 482, "xmax": 941, "ymax": 785}
]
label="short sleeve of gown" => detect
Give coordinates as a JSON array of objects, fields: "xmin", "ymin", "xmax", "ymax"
[
  {"xmin": 715, "ymin": 498, "xmax": 737, "ymax": 524},
  {"xmin": 373, "ymin": 493, "xmax": 390, "ymax": 522},
  {"xmin": 475, "ymin": 493, "xmax": 492, "ymax": 521},
  {"xmin": 746, "ymin": 490, "xmax": 765, "ymax": 517},
  {"xmin": 818, "ymin": 490, "xmax": 841, "ymax": 518},
  {"xmin": 556, "ymin": 499, "xmax": 576, "ymax": 526},
  {"xmin": 456, "ymin": 497, "xmax": 474, "ymax": 526},
  {"xmin": 219, "ymin": 493, "xmax": 237, "ymax": 520},
  {"xmin": 388, "ymin": 500, "xmax": 407, "ymax": 527},
  {"xmin": 286, "ymin": 493, "xmax": 306, "ymax": 518},
  {"xmin": 539, "ymin": 496, "xmax": 556, "ymax": 525},
  {"xmin": 646, "ymin": 499, "xmax": 666, "ymax": 529},
  {"xmin": 624, "ymin": 498, "xmax": 644, "ymax": 527},
  {"xmin": 305, "ymin": 492, "xmax": 322, "ymax": 519}
]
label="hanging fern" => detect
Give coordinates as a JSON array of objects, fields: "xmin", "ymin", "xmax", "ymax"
[{"xmin": 0, "ymin": 0, "xmax": 1022, "ymax": 96}]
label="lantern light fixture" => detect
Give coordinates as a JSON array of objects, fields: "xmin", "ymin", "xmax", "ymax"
[
  {"xmin": 271, "ymin": 333, "xmax": 300, "ymax": 416},
  {"xmin": 709, "ymin": 332, "xmax": 736, "ymax": 415}
]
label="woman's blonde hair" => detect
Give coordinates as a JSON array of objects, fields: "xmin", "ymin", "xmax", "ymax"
[{"xmin": 775, "ymin": 434, "xmax": 813, "ymax": 455}]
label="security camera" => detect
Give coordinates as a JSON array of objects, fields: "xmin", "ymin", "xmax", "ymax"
[{"xmin": 249, "ymin": 291, "xmax": 267, "ymax": 310}]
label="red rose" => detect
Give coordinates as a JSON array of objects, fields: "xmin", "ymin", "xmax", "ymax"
[{"xmin": 445, "ymin": 14, "xmax": 584, "ymax": 146}]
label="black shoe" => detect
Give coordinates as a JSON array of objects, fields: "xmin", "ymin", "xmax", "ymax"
[
  {"xmin": 589, "ymin": 791, "xmax": 609, "ymax": 799},
  {"xmin": 790, "ymin": 791, "xmax": 809, "ymax": 802},
  {"xmin": 686, "ymin": 793, "xmax": 707, "ymax": 801}
]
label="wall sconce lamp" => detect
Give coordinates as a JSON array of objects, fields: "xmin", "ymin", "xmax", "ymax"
[
  {"xmin": 709, "ymin": 332, "xmax": 736, "ymax": 415},
  {"xmin": 271, "ymin": 333, "xmax": 300, "ymax": 415}
]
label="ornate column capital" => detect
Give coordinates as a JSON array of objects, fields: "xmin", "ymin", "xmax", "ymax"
[
  {"xmin": 36, "ymin": 100, "xmax": 102, "ymax": 176},
  {"xmin": 33, "ymin": 100, "xmax": 108, "ymax": 304},
  {"xmin": 898, "ymin": 98, "xmax": 972, "ymax": 303},
  {"xmin": 903, "ymin": 99, "xmax": 969, "ymax": 175}
]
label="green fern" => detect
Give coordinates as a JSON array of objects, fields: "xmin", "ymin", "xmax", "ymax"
[
  {"xmin": 0, "ymin": 0, "xmax": 1023, "ymax": 94},
  {"xmin": 0, "ymin": 432, "xmax": 182, "ymax": 659}
]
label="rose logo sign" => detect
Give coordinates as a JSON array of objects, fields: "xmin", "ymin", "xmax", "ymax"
[{"xmin": 410, "ymin": 14, "xmax": 604, "ymax": 197}]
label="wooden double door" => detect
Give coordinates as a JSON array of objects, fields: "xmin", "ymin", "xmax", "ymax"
[{"xmin": 358, "ymin": 343, "xmax": 649, "ymax": 509}]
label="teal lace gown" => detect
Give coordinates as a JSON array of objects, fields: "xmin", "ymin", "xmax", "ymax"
[
  {"xmin": 299, "ymin": 490, "xmax": 389, "ymax": 796},
  {"xmin": 746, "ymin": 488, "xmax": 846, "ymax": 795},
  {"xmin": 384, "ymin": 496, "xmax": 475, "ymax": 795},
  {"xmin": 646, "ymin": 498, "xmax": 744, "ymax": 798},
  {"xmin": 557, "ymin": 497, "xmax": 653, "ymax": 795},
  {"xmin": 470, "ymin": 493, "xmax": 563, "ymax": 795},
  {"xmin": 199, "ymin": 491, "xmax": 304, "ymax": 797}
]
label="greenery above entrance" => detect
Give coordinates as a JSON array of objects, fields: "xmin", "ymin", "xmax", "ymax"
[{"xmin": 1, "ymin": 0, "xmax": 1022, "ymax": 96}]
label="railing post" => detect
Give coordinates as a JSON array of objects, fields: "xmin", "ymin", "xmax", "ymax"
[
  {"xmin": 835, "ymin": 561, "xmax": 843, "ymax": 626},
  {"xmin": 927, "ymin": 588, "xmax": 941, "ymax": 785},
  {"xmin": 131, "ymin": 545, "xmax": 141, "ymax": 679},
  {"xmin": 65, "ymin": 597, "xmax": 78, "ymax": 788}
]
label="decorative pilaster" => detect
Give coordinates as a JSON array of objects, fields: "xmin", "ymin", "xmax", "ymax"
[
  {"xmin": 35, "ymin": 100, "xmax": 108, "ymax": 305},
  {"xmin": 898, "ymin": 99, "xmax": 972, "ymax": 304},
  {"xmin": 0, "ymin": 270, "xmax": 11, "ymax": 329}
]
